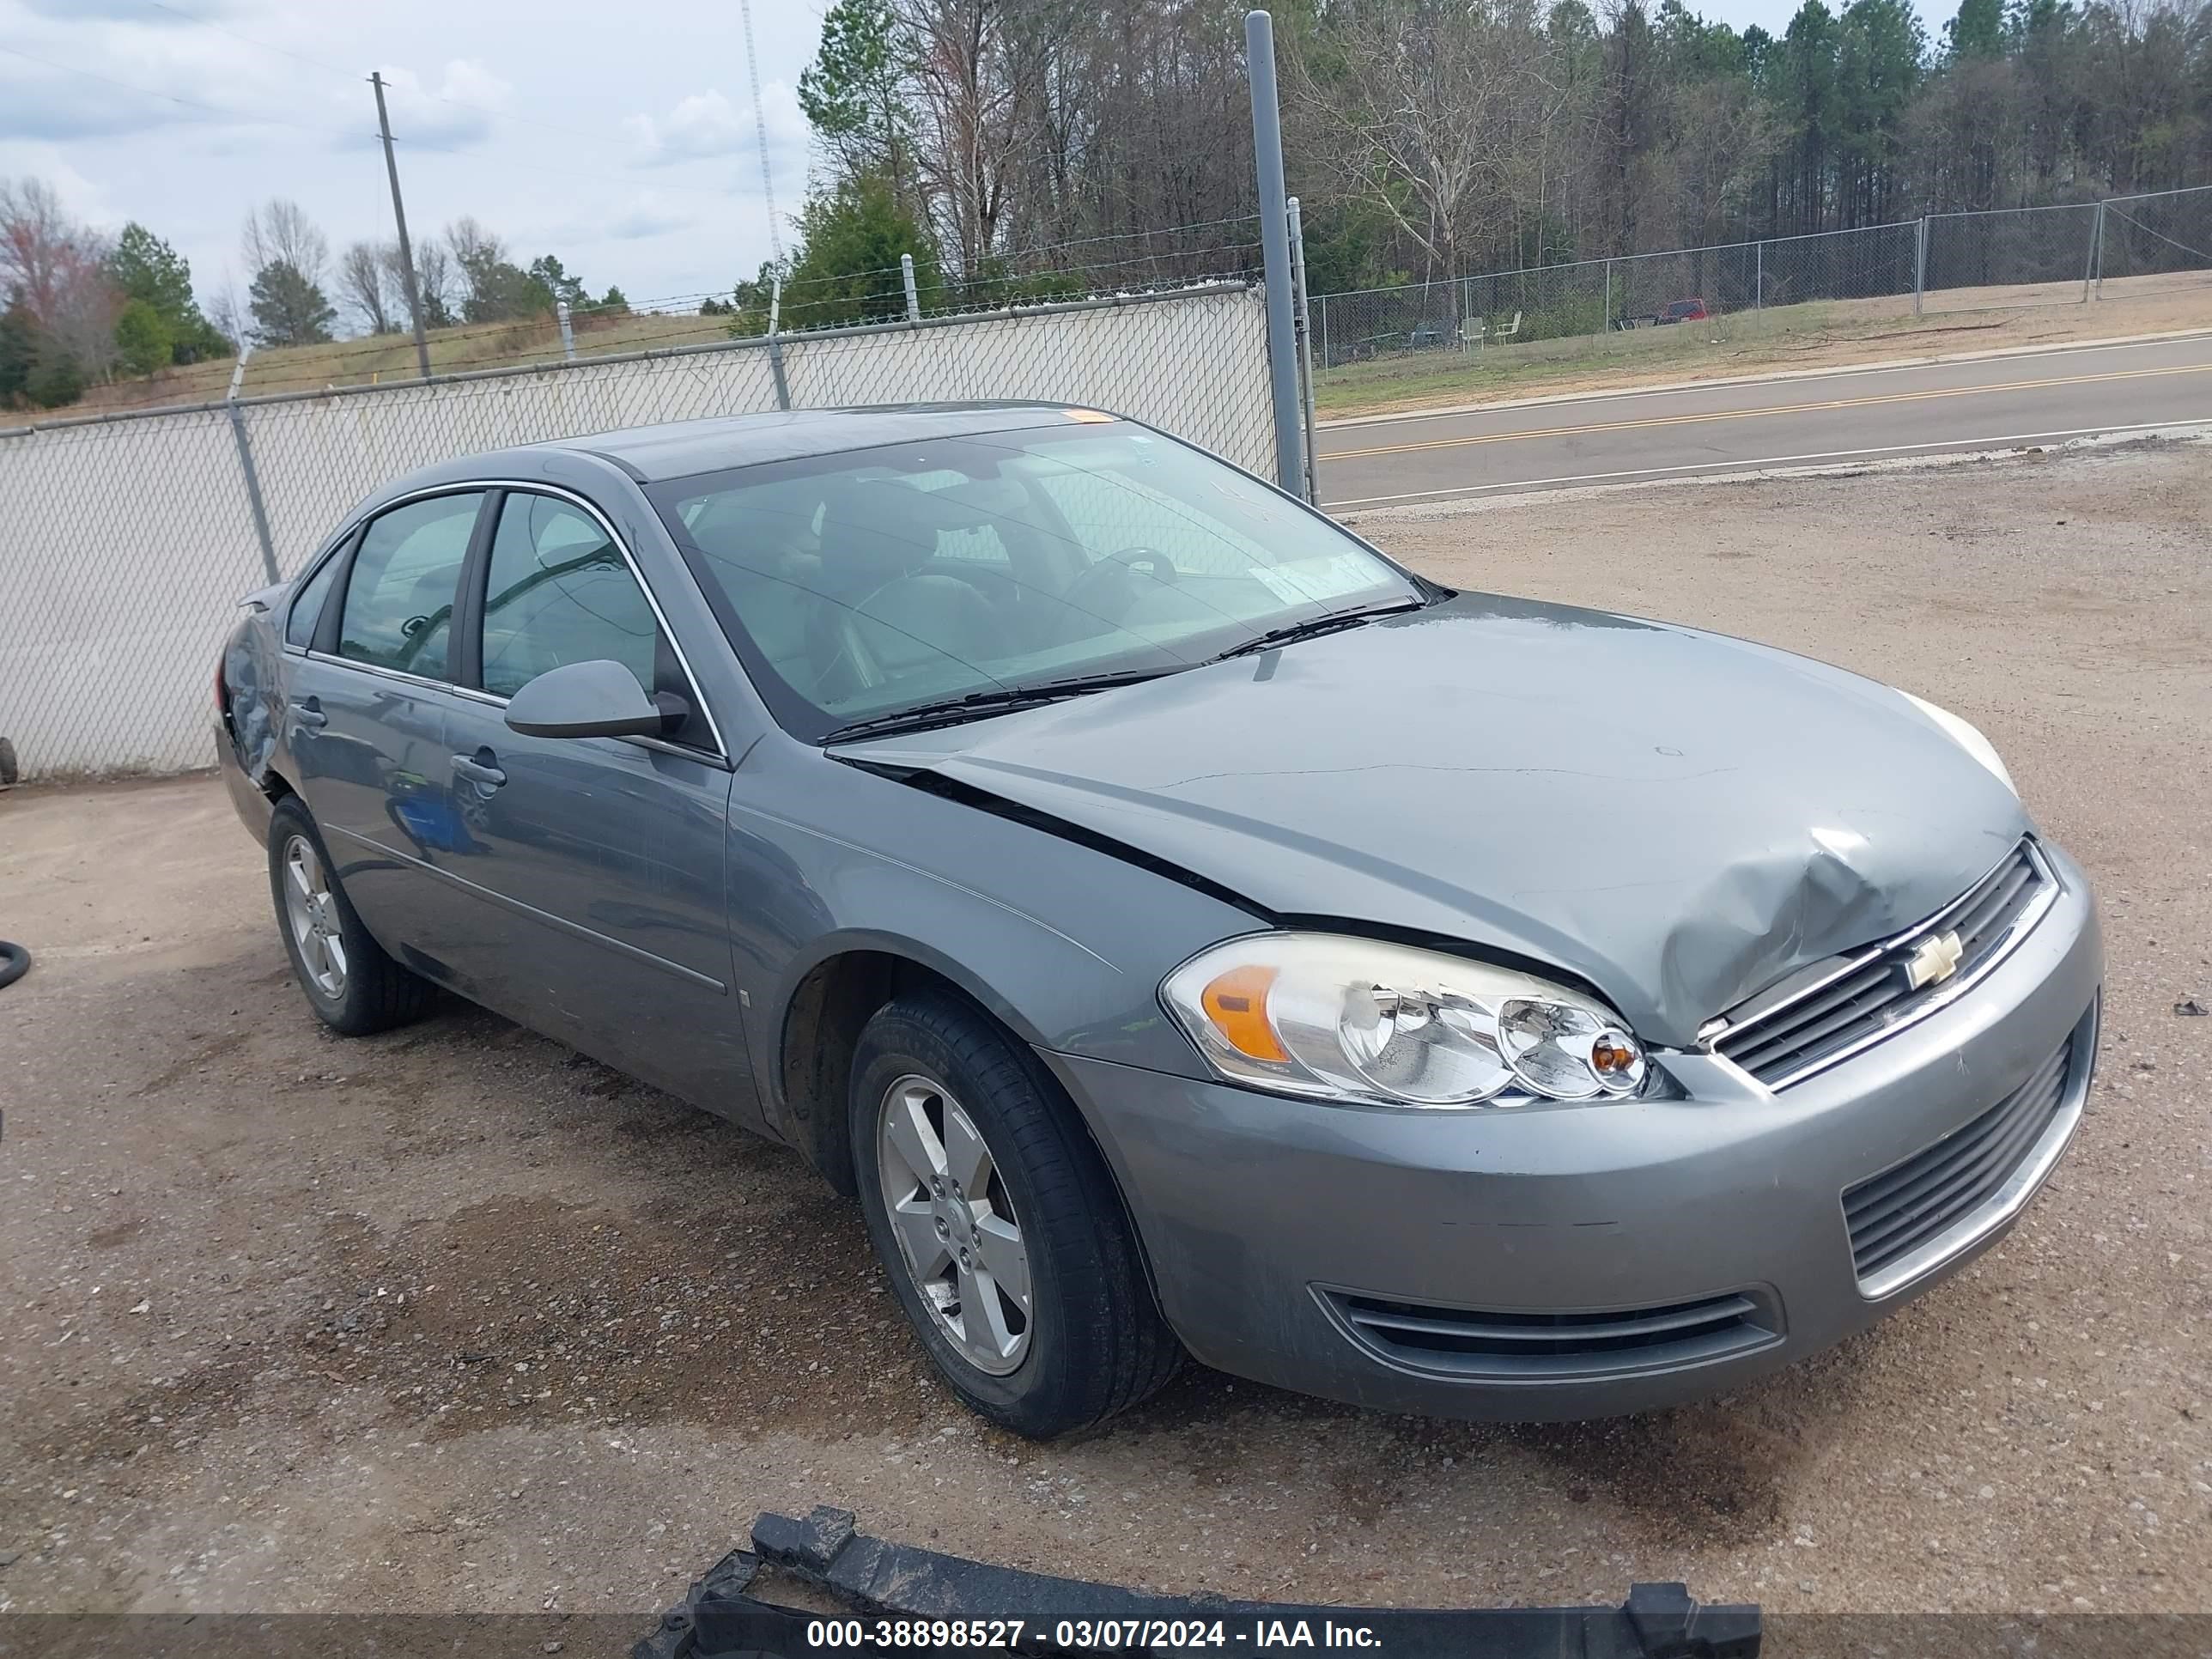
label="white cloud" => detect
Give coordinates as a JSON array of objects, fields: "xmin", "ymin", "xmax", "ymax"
[
  {"xmin": 626, "ymin": 80, "xmax": 807, "ymax": 168},
  {"xmin": 0, "ymin": 0, "xmax": 825, "ymax": 322},
  {"xmin": 367, "ymin": 59, "xmax": 516, "ymax": 149},
  {"xmin": 625, "ymin": 89, "xmax": 745, "ymax": 163}
]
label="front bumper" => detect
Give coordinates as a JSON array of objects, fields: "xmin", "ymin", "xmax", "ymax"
[{"xmin": 1044, "ymin": 842, "xmax": 2103, "ymax": 1420}]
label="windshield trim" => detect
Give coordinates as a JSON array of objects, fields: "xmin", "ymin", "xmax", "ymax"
[{"xmin": 645, "ymin": 417, "xmax": 1440, "ymax": 746}]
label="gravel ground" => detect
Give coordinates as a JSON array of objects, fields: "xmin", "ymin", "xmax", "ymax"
[{"xmin": 2, "ymin": 440, "xmax": 2208, "ymax": 1621}]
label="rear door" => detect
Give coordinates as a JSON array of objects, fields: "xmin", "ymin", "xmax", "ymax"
[
  {"xmin": 290, "ymin": 489, "xmax": 487, "ymax": 957},
  {"xmin": 435, "ymin": 487, "xmax": 754, "ymax": 1115}
]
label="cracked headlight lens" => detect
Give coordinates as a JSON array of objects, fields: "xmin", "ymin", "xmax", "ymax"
[{"xmin": 1162, "ymin": 933, "xmax": 1647, "ymax": 1108}]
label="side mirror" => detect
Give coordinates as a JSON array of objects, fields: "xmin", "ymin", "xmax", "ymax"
[{"xmin": 505, "ymin": 659, "xmax": 668, "ymax": 740}]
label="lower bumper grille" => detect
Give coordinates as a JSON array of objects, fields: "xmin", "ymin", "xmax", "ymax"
[
  {"xmin": 1844, "ymin": 1030, "xmax": 2079, "ymax": 1291},
  {"xmin": 1322, "ymin": 1287, "xmax": 1781, "ymax": 1381}
]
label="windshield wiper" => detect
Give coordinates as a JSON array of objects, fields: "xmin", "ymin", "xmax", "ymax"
[
  {"xmin": 820, "ymin": 667, "xmax": 1179, "ymax": 744},
  {"xmin": 1208, "ymin": 598, "xmax": 1428, "ymax": 662}
]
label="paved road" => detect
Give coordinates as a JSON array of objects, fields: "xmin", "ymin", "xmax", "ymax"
[{"xmin": 1317, "ymin": 331, "xmax": 2212, "ymax": 508}]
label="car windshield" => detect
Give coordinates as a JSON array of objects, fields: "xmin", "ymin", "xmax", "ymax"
[{"xmin": 646, "ymin": 417, "xmax": 1425, "ymax": 741}]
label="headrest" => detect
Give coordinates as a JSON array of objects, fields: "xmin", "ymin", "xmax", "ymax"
[{"xmin": 819, "ymin": 481, "xmax": 976, "ymax": 586}]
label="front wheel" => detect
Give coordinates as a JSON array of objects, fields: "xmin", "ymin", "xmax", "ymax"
[
  {"xmin": 850, "ymin": 992, "xmax": 1182, "ymax": 1438},
  {"xmin": 267, "ymin": 797, "xmax": 432, "ymax": 1036}
]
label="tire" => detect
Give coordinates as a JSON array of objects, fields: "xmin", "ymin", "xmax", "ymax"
[
  {"xmin": 267, "ymin": 796, "xmax": 433, "ymax": 1036},
  {"xmin": 0, "ymin": 940, "xmax": 28, "ymax": 991},
  {"xmin": 850, "ymin": 991, "xmax": 1182, "ymax": 1438}
]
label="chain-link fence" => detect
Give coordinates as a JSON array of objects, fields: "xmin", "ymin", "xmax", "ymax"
[
  {"xmin": 2097, "ymin": 184, "xmax": 2212, "ymax": 302},
  {"xmin": 1921, "ymin": 203, "xmax": 2101, "ymax": 313},
  {"xmin": 0, "ymin": 283, "xmax": 1276, "ymax": 782},
  {"xmin": 1313, "ymin": 185, "xmax": 2212, "ymax": 369}
]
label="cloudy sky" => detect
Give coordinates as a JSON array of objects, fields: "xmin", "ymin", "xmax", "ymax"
[
  {"xmin": 3, "ymin": 0, "xmax": 1952, "ymax": 331},
  {"xmin": 0, "ymin": 0, "xmax": 818, "ymax": 324}
]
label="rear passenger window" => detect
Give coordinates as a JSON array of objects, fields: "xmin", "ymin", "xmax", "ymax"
[
  {"xmin": 336, "ymin": 494, "xmax": 483, "ymax": 678},
  {"xmin": 480, "ymin": 494, "xmax": 661, "ymax": 701},
  {"xmin": 286, "ymin": 545, "xmax": 343, "ymax": 648}
]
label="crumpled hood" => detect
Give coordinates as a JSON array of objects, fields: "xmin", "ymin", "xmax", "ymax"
[{"xmin": 835, "ymin": 593, "xmax": 2029, "ymax": 1047}]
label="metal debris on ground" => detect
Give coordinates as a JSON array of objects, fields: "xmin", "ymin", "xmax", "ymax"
[{"xmin": 635, "ymin": 1507, "xmax": 1761, "ymax": 1659}]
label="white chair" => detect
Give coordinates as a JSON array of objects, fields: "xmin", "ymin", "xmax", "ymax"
[
  {"xmin": 1457, "ymin": 316, "xmax": 1486, "ymax": 350},
  {"xmin": 1492, "ymin": 311, "xmax": 1523, "ymax": 344}
]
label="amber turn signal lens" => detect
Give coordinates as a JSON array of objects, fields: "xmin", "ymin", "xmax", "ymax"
[
  {"xmin": 1591, "ymin": 1039, "xmax": 1636, "ymax": 1074},
  {"xmin": 1200, "ymin": 964, "xmax": 1287, "ymax": 1062}
]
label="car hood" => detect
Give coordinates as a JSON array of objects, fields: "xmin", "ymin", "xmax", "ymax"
[{"xmin": 833, "ymin": 592, "xmax": 2029, "ymax": 1047}]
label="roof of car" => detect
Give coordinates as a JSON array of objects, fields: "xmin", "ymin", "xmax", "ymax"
[{"xmin": 539, "ymin": 402, "xmax": 1107, "ymax": 483}]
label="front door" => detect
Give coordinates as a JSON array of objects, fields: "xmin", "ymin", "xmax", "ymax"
[
  {"xmin": 434, "ymin": 489, "xmax": 754, "ymax": 1116},
  {"xmin": 290, "ymin": 490, "xmax": 485, "ymax": 957}
]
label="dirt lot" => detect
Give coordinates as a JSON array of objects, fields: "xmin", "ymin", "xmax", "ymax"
[{"xmin": 3, "ymin": 441, "xmax": 2209, "ymax": 1622}]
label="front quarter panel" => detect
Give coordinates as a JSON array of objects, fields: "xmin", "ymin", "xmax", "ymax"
[{"xmin": 723, "ymin": 734, "xmax": 1260, "ymax": 1135}]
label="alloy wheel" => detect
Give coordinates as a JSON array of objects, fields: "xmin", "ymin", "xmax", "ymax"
[
  {"xmin": 875, "ymin": 1073, "xmax": 1033, "ymax": 1375},
  {"xmin": 281, "ymin": 835, "xmax": 348, "ymax": 1000}
]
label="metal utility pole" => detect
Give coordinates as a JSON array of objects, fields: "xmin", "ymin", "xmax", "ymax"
[
  {"xmin": 371, "ymin": 71, "xmax": 434, "ymax": 381},
  {"xmin": 225, "ymin": 344, "xmax": 279, "ymax": 583},
  {"xmin": 1285, "ymin": 196, "xmax": 1320, "ymax": 505},
  {"xmin": 1245, "ymin": 10, "xmax": 1305, "ymax": 495}
]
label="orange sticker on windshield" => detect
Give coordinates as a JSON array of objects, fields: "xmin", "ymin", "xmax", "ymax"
[{"xmin": 1064, "ymin": 408, "xmax": 1117, "ymax": 422}]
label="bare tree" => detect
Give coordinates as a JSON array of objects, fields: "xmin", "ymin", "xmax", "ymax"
[
  {"xmin": 898, "ymin": 0, "xmax": 1022, "ymax": 277},
  {"xmin": 1287, "ymin": 2, "xmax": 1536, "ymax": 279},
  {"xmin": 380, "ymin": 240, "xmax": 456, "ymax": 329},
  {"xmin": 240, "ymin": 199, "xmax": 330, "ymax": 288},
  {"xmin": 207, "ymin": 277, "xmax": 246, "ymax": 356},
  {"xmin": 1, "ymin": 176, "xmax": 121, "ymax": 379},
  {"xmin": 337, "ymin": 240, "xmax": 395, "ymax": 335}
]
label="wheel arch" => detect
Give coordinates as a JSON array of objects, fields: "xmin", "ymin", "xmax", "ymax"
[{"xmin": 771, "ymin": 935, "xmax": 1058, "ymax": 1197}]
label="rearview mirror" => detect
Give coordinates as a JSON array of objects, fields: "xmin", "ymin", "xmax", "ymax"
[{"xmin": 505, "ymin": 659, "xmax": 666, "ymax": 740}]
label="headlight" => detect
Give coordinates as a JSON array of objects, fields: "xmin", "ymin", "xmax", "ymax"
[
  {"xmin": 1900, "ymin": 691, "xmax": 2015, "ymax": 793},
  {"xmin": 1161, "ymin": 933, "xmax": 1648, "ymax": 1108}
]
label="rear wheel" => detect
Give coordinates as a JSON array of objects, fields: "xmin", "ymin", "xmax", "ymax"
[
  {"xmin": 267, "ymin": 797, "xmax": 432, "ymax": 1036},
  {"xmin": 850, "ymin": 992, "xmax": 1182, "ymax": 1438}
]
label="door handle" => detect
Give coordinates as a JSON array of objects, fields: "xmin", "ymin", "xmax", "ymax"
[
  {"xmin": 291, "ymin": 696, "xmax": 326, "ymax": 730},
  {"xmin": 450, "ymin": 752, "xmax": 507, "ymax": 789}
]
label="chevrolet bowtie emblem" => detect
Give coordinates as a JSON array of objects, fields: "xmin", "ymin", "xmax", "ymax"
[{"xmin": 1904, "ymin": 929, "xmax": 1966, "ymax": 990}]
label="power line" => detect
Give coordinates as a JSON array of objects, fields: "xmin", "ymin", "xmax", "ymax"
[{"xmin": 0, "ymin": 43, "xmax": 336, "ymax": 135}]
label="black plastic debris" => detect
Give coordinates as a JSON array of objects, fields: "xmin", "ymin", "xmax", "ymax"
[
  {"xmin": 2175, "ymin": 998, "xmax": 2207, "ymax": 1017},
  {"xmin": 636, "ymin": 1506, "xmax": 1761, "ymax": 1659}
]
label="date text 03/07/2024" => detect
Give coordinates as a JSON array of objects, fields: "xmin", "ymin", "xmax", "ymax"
[{"xmin": 804, "ymin": 1620, "xmax": 1382, "ymax": 1650}]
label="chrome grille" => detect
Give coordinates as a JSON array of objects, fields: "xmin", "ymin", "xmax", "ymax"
[
  {"xmin": 1323, "ymin": 1288, "xmax": 1780, "ymax": 1380},
  {"xmin": 1713, "ymin": 840, "xmax": 2052, "ymax": 1088},
  {"xmin": 1844, "ymin": 1034, "xmax": 2075, "ymax": 1289}
]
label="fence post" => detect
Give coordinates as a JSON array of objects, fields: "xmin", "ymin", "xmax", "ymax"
[
  {"xmin": 1913, "ymin": 217, "xmax": 1928, "ymax": 316},
  {"xmin": 224, "ymin": 346, "xmax": 280, "ymax": 586},
  {"xmin": 1245, "ymin": 9, "xmax": 1306, "ymax": 495},
  {"xmin": 766, "ymin": 276, "xmax": 793, "ymax": 410},
  {"xmin": 1603, "ymin": 259, "xmax": 1613, "ymax": 335},
  {"xmin": 901, "ymin": 252, "xmax": 921, "ymax": 325},
  {"xmin": 1754, "ymin": 241, "xmax": 1764, "ymax": 313},
  {"xmin": 2086, "ymin": 200, "xmax": 2106, "ymax": 301},
  {"xmin": 1286, "ymin": 196, "xmax": 1321, "ymax": 505},
  {"xmin": 1318, "ymin": 291, "xmax": 1329, "ymax": 372},
  {"xmin": 556, "ymin": 301, "xmax": 575, "ymax": 362}
]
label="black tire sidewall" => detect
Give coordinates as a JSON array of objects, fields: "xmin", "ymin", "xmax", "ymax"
[{"xmin": 850, "ymin": 998, "xmax": 1097, "ymax": 1437}]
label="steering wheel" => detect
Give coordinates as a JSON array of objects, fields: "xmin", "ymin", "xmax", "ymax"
[{"xmin": 1060, "ymin": 546, "xmax": 1179, "ymax": 620}]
